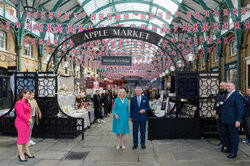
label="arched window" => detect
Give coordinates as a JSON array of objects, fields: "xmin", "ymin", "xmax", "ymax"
[
  {"xmin": 230, "ymin": 40, "xmax": 237, "ymax": 56},
  {"xmin": 0, "ymin": 31, "xmax": 6, "ymax": 50},
  {"xmin": 24, "ymin": 43, "xmax": 32, "ymax": 57},
  {"xmin": 213, "ymin": 50, "xmax": 219, "ymax": 62},
  {"xmin": 202, "ymin": 56, "xmax": 206, "ymax": 67}
]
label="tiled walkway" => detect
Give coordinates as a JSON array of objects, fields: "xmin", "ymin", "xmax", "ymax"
[{"xmin": 0, "ymin": 117, "xmax": 250, "ymax": 166}]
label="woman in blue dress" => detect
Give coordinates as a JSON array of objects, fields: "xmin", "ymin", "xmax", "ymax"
[{"xmin": 112, "ymin": 89, "xmax": 130, "ymax": 150}]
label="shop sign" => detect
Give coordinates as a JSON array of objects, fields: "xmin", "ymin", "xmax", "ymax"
[
  {"xmin": 24, "ymin": 62, "xmax": 35, "ymax": 68},
  {"xmin": 86, "ymin": 78, "xmax": 94, "ymax": 88},
  {"xmin": 72, "ymin": 27, "xmax": 161, "ymax": 46},
  {"xmin": 211, "ymin": 67, "xmax": 219, "ymax": 71},
  {"xmin": 93, "ymin": 81, "xmax": 99, "ymax": 90},
  {"xmin": 101, "ymin": 56, "xmax": 132, "ymax": 66},
  {"xmin": 225, "ymin": 62, "xmax": 237, "ymax": 70}
]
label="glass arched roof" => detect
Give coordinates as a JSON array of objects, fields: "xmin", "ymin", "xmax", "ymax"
[
  {"xmin": 4, "ymin": 0, "xmax": 224, "ymax": 78},
  {"xmin": 77, "ymin": 0, "xmax": 183, "ymax": 36}
]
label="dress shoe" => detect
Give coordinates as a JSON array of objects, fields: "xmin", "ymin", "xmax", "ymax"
[
  {"xmin": 132, "ymin": 145, "xmax": 138, "ymax": 150},
  {"xmin": 141, "ymin": 145, "xmax": 146, "ymax": 149},
  {"xmin": 227, "ymin": 154, "xmax": 237, "ymax": 159},
  {"xmin": 18, "ymin": 155, "xmax": 27, "ymax": 162},
  {"xmin": 24, "ymin": 152, "xmax": 35, "ymax": 158}
]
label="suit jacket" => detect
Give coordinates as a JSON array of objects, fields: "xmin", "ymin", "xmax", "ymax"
[
  {"xmin": 221, "ymin": 91, "xmax": 244, "ymax": 124},
  {"xmin": 213, "ymin": 90, "xmax": 227, "ymax": 115},
  {"xmin": 130, "ymin": 95, "xmax": 150, "ymax": 122},
  {"xmin": 243, "ymin": 95, "xmax": 250, "ymax": 117},
  {"xmin": 93, "ymin": 94, "xmax": 101, "ymax": 109}
]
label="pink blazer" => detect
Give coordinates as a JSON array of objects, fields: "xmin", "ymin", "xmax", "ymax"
[{"xmin": 15, "ymin": 99, "xmax": 31, "ymax": 123}]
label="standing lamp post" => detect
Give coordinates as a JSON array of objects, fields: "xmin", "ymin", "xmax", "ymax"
[{"xmin": 186, "ymin": 53, "xmax": 195, "ymax": 71}]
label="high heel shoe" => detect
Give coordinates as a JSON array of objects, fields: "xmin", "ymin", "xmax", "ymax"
[
  {"xmin": 116, "ymin": 146, "xmax": 120, "ymax": 150},
  {"xmin": 24, "ymin": 152, "xmax": 35, "ymax": 158},
  {"xmin": 18, "ymin": 155, "xmax": 27, "ymax": 162}
]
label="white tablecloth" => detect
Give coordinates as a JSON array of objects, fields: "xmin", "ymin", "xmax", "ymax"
[
  {"xmin": 59, "ymin": 109, "xmax": 90, "ymax": 129},
  {"xmin": 69, "ymin": 110, "xmax": 90, "ymax": 129},
  {"xmin": 88, "ymin": 109, "xmax": 95, "ymax": 123}
]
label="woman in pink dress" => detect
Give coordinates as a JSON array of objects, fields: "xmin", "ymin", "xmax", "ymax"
[{"xmin": 15, "ymin": 89, "xmax": 34, "ymax": 162}]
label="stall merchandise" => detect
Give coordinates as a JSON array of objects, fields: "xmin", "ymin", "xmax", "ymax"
[{"xmin": 57, "ymin": 76, "xmax": 94, "ymax": 120}]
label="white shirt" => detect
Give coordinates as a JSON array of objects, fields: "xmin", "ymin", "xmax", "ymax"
[
  {"xmin": 227, "ymin": 90, "xmax": 235, "ymax": 100},
  {"xmin": 120, "ymin": 97, "xmax": 125, "ymax": 103},
  {"xmin": 137, "ymin": 95, "xmax": 141, "ymax": 105}
]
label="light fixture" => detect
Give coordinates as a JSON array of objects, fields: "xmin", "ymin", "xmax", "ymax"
[
  {"xmin": 173, "ymin": 24, "xmax": 185, "ymax": 43},
  {"xmin": 75, "ymin": 66, "xmax": 80, "ymax": 71},
  {"xmin": 170, "ymin": 65, "xmax": 175, "ymax": 72},
  {"xmin": 165, "ymin": 69, "xmax": 169, "ymax": 75},
  {"xmin": 186, "ymin": 53, "xmax": 195, "ymax": 62},
  {"xmin": 21, "ymin": 0, "xmax": 41, "ymax": 12},
  {"xmin": 176, "ymin": 60, "xmax": 182, "ymax": 68},
  {"xmin": 64, "ymin": 62, "xmax": 69, "ymax": 68}
]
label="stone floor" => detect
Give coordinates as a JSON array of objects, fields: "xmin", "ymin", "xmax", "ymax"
[{"xmin": 0, "ymin": 117, "xmax": 250, "ymax": 166}]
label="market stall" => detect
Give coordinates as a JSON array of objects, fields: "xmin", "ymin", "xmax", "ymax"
[
  {"xmin": 148, "ymin": 72, "xmax": 220, "ymax": 140},
  {"xmin": 57, "ymin": 76, "xmax": 94, "ymax": 129},
  {"xmin": 0, "ymin": 72, "xmax": 91, "ymax": 139}
]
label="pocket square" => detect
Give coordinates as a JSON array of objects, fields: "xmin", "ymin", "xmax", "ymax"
[{"xmin": 143, "ymin": 100, "xmax": 146, "ymax": 102}]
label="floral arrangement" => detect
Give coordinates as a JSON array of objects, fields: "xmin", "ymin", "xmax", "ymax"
[{"xmin": 59, "ymin": 84, "xmax": 68, "ymax": 92}]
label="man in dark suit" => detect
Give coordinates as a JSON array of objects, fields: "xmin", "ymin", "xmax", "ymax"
[
  {"xmin": 101, "ymin": 90, "xmax": 110, "ymax": 117},
  {"xmin": 130, "ymin": 87, "xmax": 150, "ymax": 149},
  {"xmin": 221, "ymin": 82, "xmax": 244, "ymax": 159},
  {"xmin": 93, "ymin": 90, "xmax": 104, "ymax": 123},
  {"xmin": 213, "ymin": 82, "xmax": 227, "ymax": 149},
  {"xmin": 243, "ymin": 88, "xmax": 250, "ymax": 144}
]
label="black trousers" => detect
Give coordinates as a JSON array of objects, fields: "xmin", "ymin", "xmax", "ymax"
[
  {"xmin": 94, "ymin": 107, "xmax": 103, "ymax": 119},
  {"xmin": 104, "ymin": 103, "xmax": 110, "ymax": 115},
  {"xmin": 243, "ymin": 116, "xmax": 250, "ymax": 139},
  {"xmin": 221, "ymin": 123, "xmax": 239, "ymax": 155},
  {"xmin": 108, "ymin": 103, "xmax": 112, "ymax": 114},
  {"xmin": 216, "ymin": 118, "xmax": 223, "ymax": 144}
]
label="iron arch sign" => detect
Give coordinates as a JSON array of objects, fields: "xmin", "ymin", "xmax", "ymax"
[{"xmin": 46, "ymin": 27, "xmax": 186, "ymax": 73}]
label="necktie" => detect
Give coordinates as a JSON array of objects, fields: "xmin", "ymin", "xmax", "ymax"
[
  {"xmin": 224, "ymin": 93, "xmax": 229, "ymax": 102},
  {"xmin": 137, "ymin": 96, "xmax": 140, "ymax": 107}
]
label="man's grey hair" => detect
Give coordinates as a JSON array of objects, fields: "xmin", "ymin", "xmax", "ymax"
[
  {"xmin": 227, "ymin": 81, "xmax": 236, "ymax": 86},
  {"xmin": 135, "ymin": 87, "xmax": 142, "ymax": 91}
]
